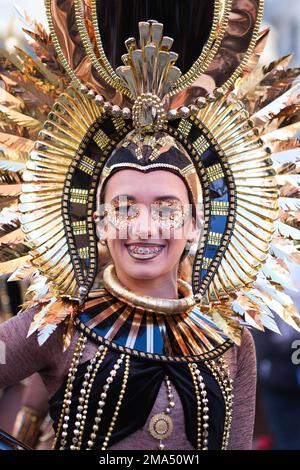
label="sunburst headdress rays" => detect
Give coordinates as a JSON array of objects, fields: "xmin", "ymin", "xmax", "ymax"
[{"xmin": 0, "ymin": 1, "xmax": 299, "ymax": 350}]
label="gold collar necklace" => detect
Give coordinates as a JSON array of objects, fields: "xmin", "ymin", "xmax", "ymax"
[{"xmin": 102, "ymin": 264, "xmax": 197, "ymax": 315}]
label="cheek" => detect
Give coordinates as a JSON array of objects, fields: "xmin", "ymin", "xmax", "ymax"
[
  {"xmin": 106, "ymin": 221, "xmax": 128, "ymax": 241},
  {"xmin": 168, "ymin": 224, "xmax": 189, "ymax": 244},
  {"xmin": 165, "ymin": 235, "xmax": 186, "ymax": 259},
  {"xmin": 106, "ymin": 237, "xmax": 124, "ymax": 264}
]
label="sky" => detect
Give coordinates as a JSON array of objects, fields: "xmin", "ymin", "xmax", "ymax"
[{"xmin": 0, "ymin": 1, "xmax": 46, "ymax": 35}]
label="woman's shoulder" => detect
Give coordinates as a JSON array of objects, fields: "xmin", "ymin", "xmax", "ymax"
[
  {"xmin": 0, "ymin": 303, "xmax": 68, "ymax": 374},
  {"xmin": 222, "ymin": 326, "xmax": 256, "ymax": 380},
  {"xmin": 238, "ymin": 326, "xmax": 256, "ymax": 361}
]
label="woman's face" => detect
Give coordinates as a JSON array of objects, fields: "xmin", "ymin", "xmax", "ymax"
[{"xmin": 95, "ymin": 169, "xmax": 199, "ymax": 281}]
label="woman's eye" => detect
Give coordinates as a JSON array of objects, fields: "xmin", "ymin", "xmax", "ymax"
[
  {"xmin": 115, "ymin": 205, "xmax": 139, "ymax": 217},
  {"xmin": 128, "ymin": 206, "xmax": 139, "ymax": 217},
  {"xmin": 153, "ymin": 204, "xmax": 180, "ymax": 217},
  {"xmin": 115, "ymin": 205, "xmax": 128, "ymax": 212},
  {"xmin": 105, "ymin": 203, "xmax": 140, "ymax": 229},
  {"xmin": 150, "ymin": 201, "xmax": 188, "ymax": 230},
  {"xmin": 159, "ymin": 207, "xmax": 173, "ymax": 216}
]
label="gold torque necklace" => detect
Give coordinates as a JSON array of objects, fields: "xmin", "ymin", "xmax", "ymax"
[{"xmin": 102, "ymin": 264, "xmax": 197, "ymax": 315}]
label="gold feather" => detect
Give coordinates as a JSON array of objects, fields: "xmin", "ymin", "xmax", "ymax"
[
  {"xmin": 232, "ymin": 292, "xmax": 265, "ymax": 331},
  {"xmin": 0, "ymin": 184, "xmax": 22, "ymax": 197},
  {"xmin": 0, "ymin": 149, "xmax": 30, "ymax": 163},
  {"xmin": 0, "ymin": 104, "xmax": 41, "ymax": 130},
  {"xmin": 254, "ymin": 281, "xmax": 300, "ymax": 332},
  {"xmin": 236, "ymin": 54, "xmax": 293, "ymax": 100},
  {"xmin": 211, "ymin": 307, "xmax": 242, "ymax": 346},
  {"xmin": 0, "ymin": 228, "xmax": 25, "ymax": 244},
  {"xmin": 14, "ymin": 47, "xmax": 61, "ymax": 89},
  {"xmin": 0, "ymin": 88, "xmax": 24, "ymax": 111},
  {"xmin": 17, "ymin": 7, "xmax": 66, "ymax": 80},
  {"xmin": 7, "ymin": 261, "xmax": 34, "ymax": 282},
  {"xmin": 1, "ymin": 70, "xmax": 55, "ymax": 109},
  {"xmin": 27, "ymin": 297, "xmax": 80, "ymax": 347},
  {"xmin": 239, "ymin": 28, "xmax": 270, "ymax": 78},
  {"xmin": 0, "ymin": 255, "xmax": 31, "ymax": 275},
  {"xmin": 262, "ymin": 257, "xmax": 297, "ymax": 291},
  {"xmin": 0, "ymin": 132, "xmax": 34, "ymax": 154},
  {"xmin": 271, "ymin": 237, "xmax": 300, "ymax": 265},
  {"xmin": 0, "ymin": 48, "xmax": 24, "ymax": 71}
]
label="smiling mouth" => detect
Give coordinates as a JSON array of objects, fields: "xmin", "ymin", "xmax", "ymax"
[{"xmin": 125, "ymin": 243, "xmax": 165, "ymax": 259}]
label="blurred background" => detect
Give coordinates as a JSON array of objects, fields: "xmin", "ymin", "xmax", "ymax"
[
  {"xmin": 0, "ymin": 0, "xmax": 300, "ymax": 451},
  {"xmin": 0, "ymin": 0, "xmax": 300, "ymax": 66}
]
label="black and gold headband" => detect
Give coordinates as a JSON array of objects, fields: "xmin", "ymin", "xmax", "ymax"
[{"xmin": 97, "ymin": 132, "xmax": 200, "ymax": 221}]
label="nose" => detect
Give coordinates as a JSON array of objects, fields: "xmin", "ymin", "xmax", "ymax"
[{"xmin": 128, "ymin": 204, "xmax": 159, "ymax": 240}]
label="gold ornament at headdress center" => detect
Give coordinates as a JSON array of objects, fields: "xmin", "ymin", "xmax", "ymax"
[{"xmin": 116, "ymin": 20, "xmax": 181, "ymax": 131}]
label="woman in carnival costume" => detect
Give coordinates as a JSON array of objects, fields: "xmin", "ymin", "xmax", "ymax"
[{"xmin": 0, "ymin": 0, "xmax": 300, "ymax": 450}]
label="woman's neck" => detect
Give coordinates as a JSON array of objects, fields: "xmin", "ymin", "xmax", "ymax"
[{"xmin": 114, "ymin": 266, "xmax": 179, "ymax": 299}]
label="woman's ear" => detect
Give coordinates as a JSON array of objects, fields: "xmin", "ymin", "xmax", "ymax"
[
  {"xmin": 93, "ymin": 211, "xmax": 100, "ymax": 222},
  {"xmin": 188, "ymin": 217, "xmax": 202, "ymax": 245}
]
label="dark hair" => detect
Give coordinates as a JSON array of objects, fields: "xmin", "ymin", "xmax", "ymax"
[{"xmin": 96, "ymin": 0, "xmax": 214, "ymax": 73}]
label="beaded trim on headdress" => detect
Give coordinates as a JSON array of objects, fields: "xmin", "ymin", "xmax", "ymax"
[{"xmin": 0, "ymin": 1, "xmax": 300, "ymax": 355}]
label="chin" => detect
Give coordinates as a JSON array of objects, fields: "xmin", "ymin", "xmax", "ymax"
[
  {"xmin": 111, "ymin": 242, "xmax": 177, "ymax": 281},
  {"xmin": 122, "ymin": 260, "xmax": 166, "ymax": 281}
]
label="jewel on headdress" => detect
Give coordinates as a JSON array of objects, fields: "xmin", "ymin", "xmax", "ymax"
[{"xmin": 116, "ymin": 20, "xmax": 181, "ymax": 132}]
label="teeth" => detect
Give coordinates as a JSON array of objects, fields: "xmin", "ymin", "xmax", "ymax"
[{"xmin": 127, "ymin": 245, "xmax": 163, "ymax": 256}]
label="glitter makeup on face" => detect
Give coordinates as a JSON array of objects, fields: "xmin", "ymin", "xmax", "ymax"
[
  {"xmin": 103, "ymin": 197, "xmax": 189, "ymax": 231},
  {"xmin": 151, "ymin": 199, "xmax": 189, "ymax": 230},
  {"xmin": 105, "ymin": 198, "xmax": 140, "ymax": 231}
]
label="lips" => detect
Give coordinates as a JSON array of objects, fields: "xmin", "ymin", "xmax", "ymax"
[{"xmin": 125, "ymin": 243, "xmax": 165, "ymax": 259}]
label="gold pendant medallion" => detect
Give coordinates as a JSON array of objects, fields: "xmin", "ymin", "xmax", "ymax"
[{"xmin": 148, "ymin": 412, "xmax": 173, "ymax": 440}]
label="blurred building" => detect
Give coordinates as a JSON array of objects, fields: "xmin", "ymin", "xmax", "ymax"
[{"xmin": 264, "ymin": 0, "xmax": 300, "ymax": 66}]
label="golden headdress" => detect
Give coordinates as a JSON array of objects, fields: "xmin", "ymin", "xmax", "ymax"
[{"xmin": 1, "ymin": 0, "xmax": 300, "ymax": 355}]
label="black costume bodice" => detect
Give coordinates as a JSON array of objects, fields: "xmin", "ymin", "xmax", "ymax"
[{"xmin": 49, "ymin": 346, "xmax": 226, "ymax": 450}]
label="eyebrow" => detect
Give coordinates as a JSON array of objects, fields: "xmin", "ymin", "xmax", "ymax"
[
  {"xmin": 112, "ymin": 194, "xmax": 136, "ymax": 201},
  {"xmin": 110, "ymin": 194, "xmax": 181, "ymax": 202},
  {"xmin": 155, "ymin": 194, "xmax": 180, "ymax": 201}
]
